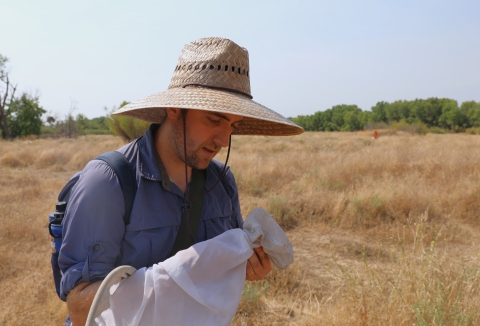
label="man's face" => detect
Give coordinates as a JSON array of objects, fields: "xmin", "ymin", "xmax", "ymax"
[{"xmin": 170, "ymin": 109, "xmax": 243, "ymax": 169}]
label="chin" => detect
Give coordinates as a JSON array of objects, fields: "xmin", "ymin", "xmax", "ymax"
[
  {"xmin": 191, "ymin": 159, "xmax": 211, "ymax": 170},
  {"xmin": 197, "ymin": 161, "xmax": 211, "ymax": 170}
]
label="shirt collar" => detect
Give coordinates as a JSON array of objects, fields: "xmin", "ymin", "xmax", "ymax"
[{"xmin": 138, "ymin": 124, "xmax": 170, "ymax": 187}]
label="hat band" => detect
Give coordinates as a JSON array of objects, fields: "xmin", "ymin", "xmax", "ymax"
[{"xmin": 182, "ymin": 83, "xmax": 253, "ymax": 100}]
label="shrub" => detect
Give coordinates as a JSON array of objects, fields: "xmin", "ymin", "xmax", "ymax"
[
  {"xmin": 364, "ymin": 122, "xmax": 389, "ymax": 130},
  {"xmin": 429, "ymin": 126, "xmax": 447, "ymax": 134},
  {"xmin": 465, "ymin": 127, "xmax": 480, "ymax": 135},
  {"xmin": 107, "ymin": 104, "xmax": 151, "ymax": 143},
  {"xmin": 391, "ymin": 120, "xmax": 428, "ymax": 134}
]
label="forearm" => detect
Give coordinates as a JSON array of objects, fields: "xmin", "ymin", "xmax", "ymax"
[{"xmin": 66, "ymin": 280, "xmax": 103, "ymax": 326}]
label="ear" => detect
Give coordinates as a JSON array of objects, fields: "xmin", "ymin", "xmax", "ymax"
[{"xmin": 165, "ymin": 108, "xmax": 182, "ymax": 121}]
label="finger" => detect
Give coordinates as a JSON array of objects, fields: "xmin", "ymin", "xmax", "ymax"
[
  {"xmin": 260, "ymin": 253, "xmax": 272, "ymax": 274},
  {"xmin": 246, "ymin": 260, "xmax": 256, "ymax": 281},
  {"xmin": 246, "ymin": 258, "xmax": 254, "ymax": 274},
  {"xmin": 253, "ymin": 247, "xmax": 272, "ymax": 274},
  {"xmin": 246, "ymin": 250, "xmax": 270, "ymax": 281}
]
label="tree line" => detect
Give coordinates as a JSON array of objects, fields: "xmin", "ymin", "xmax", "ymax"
[
  {"xmin": 290, "ymin": 98, "xmax": 480, "ymax": 133},
  {"xmin": 2, "ymin": 53, "xmax": 480, "ymax": 139}
]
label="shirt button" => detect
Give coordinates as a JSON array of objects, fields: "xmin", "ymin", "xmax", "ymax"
[{"xmin": 92, "ymin": 244, "xmax": 99, "ymax": 251}]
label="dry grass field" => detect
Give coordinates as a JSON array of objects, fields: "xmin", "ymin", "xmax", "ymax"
[{"xmin": 1, "ymin": 131, "xmax": 480, "ymax": 325}]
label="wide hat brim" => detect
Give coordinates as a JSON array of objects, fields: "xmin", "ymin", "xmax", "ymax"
[{"xmin": 113, "ymin": 87, "xmax": 304, "ymax": 136}]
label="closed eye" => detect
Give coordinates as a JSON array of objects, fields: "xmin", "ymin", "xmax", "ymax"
[{"xmin": 208, "ymin": 117, "xmax": 220, "ymax": 124}]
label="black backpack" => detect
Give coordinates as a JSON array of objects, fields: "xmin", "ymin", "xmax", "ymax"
[{"xmin": 48, "ymin": 151, "xmax": 137, "ymax": 300}]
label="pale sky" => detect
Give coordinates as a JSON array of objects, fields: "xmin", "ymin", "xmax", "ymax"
[{"xmin": 1, "ymin": 0, "xmax": 479, "ymax": 119}]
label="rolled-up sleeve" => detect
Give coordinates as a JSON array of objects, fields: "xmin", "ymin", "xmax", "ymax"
[{"xmin": 58, "ymin": 160, "xmax": 125, "ymax": 301}]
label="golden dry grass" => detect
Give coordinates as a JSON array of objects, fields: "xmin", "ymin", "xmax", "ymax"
[{"xmin": 1, "ymin": 132, "xmax": 480, "ymax": 325}]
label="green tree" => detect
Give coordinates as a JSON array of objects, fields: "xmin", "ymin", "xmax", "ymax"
[
  {"xmin": 410, "ymin": 99, "xmax": 426, "ymax": 124},
  {"xmin": 291, "ymin": 104, "xmax": 369, "ymax": 132},
  {"xmin": 438, "ymin": 100, "xmax": 464, "ymax": 131},
  {"xmin": 108, "ymin": 101, "xmax": 150, "ymax": 142},
  {"xmin": 342, "ymin": 110, "xmax": 360, "ymax": 131},
  {"xmin": 386, "ymin": 100, "xmax": 412, "ymax": 123},
  {"xmin": 330, "ymin": 105, "xmax": 346, "ymax": 130},
  {"xmin": 72, "ymin": 114, "xmax": 111, "ymax": 135},
  {"xmin": 290, "ymin": 115, "xmax": 308, "ymax": 130},
  {"xmin": 460, "ymin": 101, "xmax": 480, "ymax": 127},
  {"xmin": 358, "ymin": 110, "xmax": 374, "ymax": 128},
  {"xmin": 330, "ymin": 104, "xmax": 363, "ymax": 131},
  {"xmin": 310, "ymin": 110, "xmax": 332, "ymax": 131},
  {"xmin": 91, "ymin": 116, "xmax": 110, "ymax": 131},
  {"xmin": 6, "ymin": 93, "xmax": 46, "ymax": 137},
  {"xmin": 371, "ymin": 101, "xmax": 389, "ymax": 123},
  {"xmin": 421, "ymin": 98, "xmax": 443, "ymax": 127},
  {"xmin": 75, "ymin": 113, "xmax": 89, "ymax": 135}
]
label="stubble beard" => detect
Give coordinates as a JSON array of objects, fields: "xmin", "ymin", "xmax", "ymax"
[{"xmin": 170, "ymin": 118, "xmax": 218, "ymax": 170}]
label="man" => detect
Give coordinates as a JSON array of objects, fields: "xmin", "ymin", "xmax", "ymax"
[{"xmin": 59, "ymin": 37, "xmax": 304, "ymax": 325}]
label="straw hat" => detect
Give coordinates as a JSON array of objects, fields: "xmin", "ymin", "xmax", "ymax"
[{"xmin": 113, "ymin": 37, "xmax": 304, "ymax": 136}]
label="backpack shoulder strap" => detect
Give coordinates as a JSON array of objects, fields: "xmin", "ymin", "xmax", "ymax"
[
  {"xmin": 58, "ymin": 173, "xmax": 81, "ymax": 203},
  {"xmin": 169, "ymin": 168, "xmax": 206, "ymax": 257},
  {"xmin": 96, "ymin": 151, "xmax": 137, "ymax": 225}
]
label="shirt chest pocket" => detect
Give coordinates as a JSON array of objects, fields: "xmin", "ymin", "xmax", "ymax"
[
  {"xmin": 122, "ymin": 198, "xmax": 181, "ymax": 268},
  {"xmin": 198, "ymin": 190, "xmax": 239, "ymax": 241},
  {"xmin": 122, "ymin": 227, "xmax": 176, "ymax": 268}
]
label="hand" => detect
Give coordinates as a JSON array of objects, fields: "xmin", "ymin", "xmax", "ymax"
[{"xmin": 246, "ymin": 246, "xmax": 272, "ymax": 281}]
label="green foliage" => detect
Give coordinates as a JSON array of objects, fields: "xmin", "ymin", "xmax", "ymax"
[
  {"xmin": 414, "ymin": 266, "xmax": 474, "ymax": 326},
  {"xmin": 291, "ymin": 98, "xmax": 480, "ymax": 133},
  {"xmin": 6, "ymin": 93, "xmax": 46, "ymax": 137},
  {"xmin": 465, "ymin": 127, "xmax": 480, "ymax": 135},
  {"xmin": 371, "ymin": 101, "xmax": 389, "ymax": 123},
  {"xmin": 428, "ymin": 126, "xmax": 447, "ymax": 134},
  {"xmin": 460, "ymin": 101, "xmax": 480, "ymax": 127},
  {"xmin": 242, "ymin": 281, "xmax": 270, "ymax": 302},
  {"xmin": 386, "ymin": 100, "xmax": 413, "ymax": 122},
  {"xmin": 414, "ymin": 293, "xmax": 470, "ymax": 326},
  {"xmin": 107, "ymin": 101, "xmax": 151, "ymax": 142},
  {"xmin": 291, "ymin": 104, "xmax": 372, "ymax": 132},
  {"xmin": 75, "ymin": 114, "xmax": 111, "ymax": 135},
  {"xmin": 41, "ymin": 112, "xmax": 112, "ymax": 137}
]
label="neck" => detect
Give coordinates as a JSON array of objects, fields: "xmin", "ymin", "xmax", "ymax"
[{"xmin": 155, "ymin": 123, "xmax": 192, "ymax": 193}]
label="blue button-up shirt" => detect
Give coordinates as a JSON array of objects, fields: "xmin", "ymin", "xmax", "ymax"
[{"xmin": 58, "ymin": 124, "xmax": 243, "ymax": 300}]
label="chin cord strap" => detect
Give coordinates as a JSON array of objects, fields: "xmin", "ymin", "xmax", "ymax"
[
  {"xmin": 190, "ymin": 136, "xmax": 231, "ymax": 203},
  {"xmin": 181, "ymin": 110, "xmax": 193, "ymax": 238}
]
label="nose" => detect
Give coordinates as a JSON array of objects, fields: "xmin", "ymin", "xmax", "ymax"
[{"xmin": 213, "ymin": 126, "xmax": 231, "ymax": 148}]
